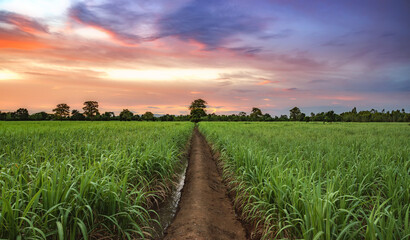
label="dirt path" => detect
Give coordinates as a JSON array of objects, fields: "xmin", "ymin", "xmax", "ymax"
[{"xmin": 163, "ymin": 128, "xmax": 247, "ymax": 240}]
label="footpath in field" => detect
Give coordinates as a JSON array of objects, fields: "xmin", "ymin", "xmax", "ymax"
[{"xmin": 163, "ymin": 128, "xmax": 247, "ymax": 240}]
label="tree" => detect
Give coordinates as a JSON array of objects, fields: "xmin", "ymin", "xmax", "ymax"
[
  {"xmin": 119, "ymin": 109, "xmax": 133, "ymax": 121},
  {"xmin": 29, "ymin": 112, "xmax": 49, "ymax": 120},
  {"xmin": 352, "ymin": 107, "xmax": 357, "ymax": 114},
  {"xmin": 142, "ymin": 111, "xmax": 154, "ymax": 121},
  {"xmin": 189, "ymin": 99, "xmax": 207, "ymax": 123},
  {"xmin": 300, "ymin": 113, "xmax": 306, "ymax": 121},
  {"xmin": 289, "ymin": 107, "xmax": 302, "ymax": 121},
  {"xmin": 82, "ymin": 101, "xmax": 99, "ymax": 119},
  {"xmin": 15, "ymin": 108, "xmax": 29, "ymax": 120},
  {"xmin": 132, "ymin": 114, "xmax": 140, "ymax": 121},
  {"xmin": 71, "ymin": 109, "xmax": 85, "ymax": 120},
  {"xmin": 102, "ymin": 112, "xmax": 115, "ymax": 121},
  {"xmin": 159, "ymin": 114, "xmax": 175, "ymax": 121},
  {"xmin": 325, "ymin": 110, "xmax": 336, "ymax": 122},
  {"xmin": 0, "ymin": 111, "xmax": 6, "ymax": 121},
  {"xmin": 263, "ymin": 113, "xmax": 272, "ymax": 121},
  {"xmin": 53, "ymin": 103, "xmax": 70, "ymax": 119},
  {"xmin": 238, "ymin": 111, "xmax": 248, "ymax": 121},
  {"xmin": 279, "ymin": 114, "xmax": 289, "ymax": 121},
  {"xmin": 250, "ymin": 107, "xmax": 263, "ymax": 120}
]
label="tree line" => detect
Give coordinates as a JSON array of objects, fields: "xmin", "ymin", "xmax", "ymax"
[
  {"xmin": 0, "ymin": 101, "xmax": 191, "ymax": 121},
  {"xmin": 1, "ymin": 100, "xmax": 409, "ymax": 122},
  {"xmin": 197, "ymin": 107, "xmax": 410, "ymax": 122}
]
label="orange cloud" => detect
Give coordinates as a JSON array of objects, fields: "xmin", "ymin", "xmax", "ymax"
[
  {"xmin": 0, "ymin": 39, "xmax": 48, "ymax": 49},
  {"xmin": 0, "ymin": 23, "xmax": 50, "ymax": 50},
  {"xmin": 257, "ymin": 79, "xmax": 279, "ymax": 85},
  {"xmin": 257, "ymin": 80, "xmax": 271, "ymax": 85}
]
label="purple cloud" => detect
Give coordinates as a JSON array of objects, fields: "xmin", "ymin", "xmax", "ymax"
[
  {"xmin": 157, "ymin": 0, "xmax": 267, "ymax": 49},
  {"xmin": 69, "ymin": 2, "xmax": 150, "ymax": 44}
]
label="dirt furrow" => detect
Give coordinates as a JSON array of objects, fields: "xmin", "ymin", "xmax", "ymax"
[{"xmin": 163, "ymin": 128, "xmax": 247, "ymax": 240}]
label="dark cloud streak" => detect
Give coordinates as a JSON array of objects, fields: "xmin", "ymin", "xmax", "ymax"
[{"xmin": 0, "ymin": 11, "xmax": 48, "ymax": 34}]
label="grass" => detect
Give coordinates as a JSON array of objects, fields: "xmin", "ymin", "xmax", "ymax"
[
  {"xmin": 199, "ymin": 122, "xmax": 410, "ymax": 240},
  {"xmin": 0, "ymin": 121, "xmax": 193, "ymax": 239}
]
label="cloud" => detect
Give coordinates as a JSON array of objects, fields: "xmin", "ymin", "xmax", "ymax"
[
  {"xmin": 344, "ymin": 77, "xmax": 410, "ymax": 93},
  {"xmin": 157, "ymin": 0, "xmax": 266, "ymax": 49},
  {"xmin": 259, "ymin": 29, "xmax": 292, "ymax": 40},
  {"xmin": 0, "ymin": 28, "xmax": 49, "ymax": 49},
  {"xmin": 257, "ymin": 79, "xmax": 279, "ymax": 85},
  {"xmin": 276, "ymin": 54, "xmax": 325, "ymax": 69},
  {"xmin": 0, "ymin": 11, "xmax": 55, "ymax": 50},
  {"xmin": 0, "ymin": 10, "xmax": 48, "ymax": 34},
  {"xmin": 309, "ymin": 79, "xmax": 326, "ymax": 84},
  {"xmin": 226, "ymin": 46, "xmax": 262, "ymax": 55},
  {"xmin": 69, "ymin": 2, "xmax": 149, "ymax": 45},
  {"xmin": 216, "ymin": 79, "xmax": 233, "ymax": 87},
  {"xmin": 232, "ymin": 89, "xmax": 254, "ymax": 93},
  {"xmin": 316, "ymin": 95, "xmax": 362, "ymax": 101}
]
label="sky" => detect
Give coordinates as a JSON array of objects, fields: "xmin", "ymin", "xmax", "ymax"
[{"xmin": 0, "ymin": 0, "xmax": 409, "ymax": 116}]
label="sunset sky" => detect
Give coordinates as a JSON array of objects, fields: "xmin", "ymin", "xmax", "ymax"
[{"xmin": 0, "ymin": 0, "xmax": 409, "ymax": 116}]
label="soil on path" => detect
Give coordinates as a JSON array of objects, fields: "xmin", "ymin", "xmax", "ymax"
[{"xmin": 163, "ymin": 128, "xmax": 247, "ymax": 240}]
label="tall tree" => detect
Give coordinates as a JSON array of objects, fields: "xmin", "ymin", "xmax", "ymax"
[
  {"xmin": 82, "ymin": 101, "xmax": 99, "ymax": 118},
  {"xmin": 53, "ymin": 103, "xmax": 70, "ymax": 119},
  {"xmin": 325, "ymin": 110, "xmax": 336, "ymax": 122},
  {"xmin": 119, "ymin": 109, "xmax": 133, "ymax": 121},
  {"xmin": 250, "ymin": 107, "xmax": 263, "ymax": 120},
  {"xmin": 289, "ymin": 107, "xmax": 302, "ymax": 121},
  {"xmin": 142, "ymin": 111, "xmax": 154, "ymax": 121},
  {"xmin": 15, "ymin": 108, "xmax": 29, "ymax": 120},
  {"xmin": 352, "ymin": 107, "xmax": 357, "ymax": 114},
  {"xmin": 189, "ymin": 99, "xmax": 207, "ymax": 123}
]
